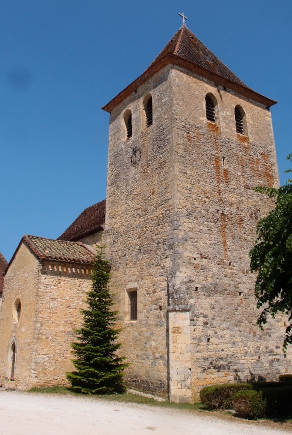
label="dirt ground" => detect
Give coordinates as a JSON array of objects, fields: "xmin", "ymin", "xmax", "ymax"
[{"xmin": 0, "ymin": 391, "xmax": 290, "ymax": 435}]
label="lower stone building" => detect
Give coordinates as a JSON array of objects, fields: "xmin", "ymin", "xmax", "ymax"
[
  {"xmin": 0, "ymin": 24, "xmax": 291, "ymax": 401},
  {"xmin": 0, "ymin": 236, "xmax": 94, "ymax": 390}
]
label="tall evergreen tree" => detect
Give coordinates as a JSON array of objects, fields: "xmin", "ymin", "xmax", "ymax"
[{"xmin": 67, "ymin": 250, "xmax": 126, "ymax": 394}]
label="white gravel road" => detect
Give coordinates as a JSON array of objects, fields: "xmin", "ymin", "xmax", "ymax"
[{"xmin": 0, "ymin": 391, "xmax": 289, "ymax": 435}]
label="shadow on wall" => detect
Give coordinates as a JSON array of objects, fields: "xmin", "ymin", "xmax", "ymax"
[{"xmin": 234, "ymin": 369, "xmax": 266, "ymax": 383}]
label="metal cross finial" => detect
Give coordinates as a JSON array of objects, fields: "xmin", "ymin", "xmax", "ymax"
[{"xmin": 178, "ymin": 12, "xmax": 188, "ymax": 27}]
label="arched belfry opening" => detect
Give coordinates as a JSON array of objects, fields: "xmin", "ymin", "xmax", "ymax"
[
  {"xmin": 205, "ymin": 93, "xmax": 217, "ymax": 123},
  {"xmin": 10, "ymin": 341, "xmax": 16, "ymax": 380},
  {"xmin": 124, "ymin": 110, "xmax": 132, "ymax": 139},
  {"xmin": 143, "ymin": 95, "xmax": 153, "ymax": 127},
  {"xmin": 235, "ymin": 105, "xmax": 247, "ymax": 135}
]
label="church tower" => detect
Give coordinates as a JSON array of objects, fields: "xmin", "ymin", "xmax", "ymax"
[{"xmin": 103, "ymin": 25, "xmax": 291, "ymax": 402}]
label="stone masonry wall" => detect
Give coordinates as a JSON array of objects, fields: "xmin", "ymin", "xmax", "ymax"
[
  {"xmin": 168, "ymin": 311, "xmax": 192, "ymax": 402},
  {"xmin": 31, "ymin": 262, "xmax": 92, "ymax": 388},
  {"xmin": 0, "ymin": 243, "xmax": 93, "ymax": 390},
  {"xmin": 105, "ymin": 64, "xmax": 291, "ymax": 402},
  {"xmin": 105, "ymin": 66, "xmax": 176, "ymax": 397},
  {"xmin": 78, "ymin": 230, "xmax": 104, "ymax": 249},
  {"xmin": 0, "ymin": 243, "xmax": 40, "ymax": 390},
  {"xmin": 169, "ymin": 67, "xmax": 292, "ymax": 399}
]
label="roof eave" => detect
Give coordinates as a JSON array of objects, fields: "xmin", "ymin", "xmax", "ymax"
[
  {"xmin": 26, "ymin": 236, "xmax": 95, "ymax": 265},
  {"xmin": 102, "ymin": 54, "xmax": 276, "ymax": 113},
  {"xmin": 102, "ymin": 56, "xmax": 171, "ymax": 113},
  {"xmin": 4, "ymin": 236, "xmax": 95, "ymax": 276},
  {"xmin": 58, "ymin": 199, "xmax": 106, "ymax": 241},
  {"xmin": 4, "ymin": 235, "xmax": 52, "ymax": 276},
  {"xmin": 41, "ymin": 258, "xmax": 94, "ymax": 266},
  {"xmin": 58, "ymin": 225, "xmax": 104, "ymax": 242}
]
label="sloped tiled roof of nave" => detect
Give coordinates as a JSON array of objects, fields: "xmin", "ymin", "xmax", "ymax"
[
  {"xmin": 58, "ymin": 199, "xmax": 106, "ymax": 241},
  {"xmin": 0, "ymin": 253, "xmax": 8, "ymax": 295},
  {"xmin": 0, "ymin": 253, "xmax": 8, "ymax": 271},
  {"xmin": 103, "ymin": 26, "xmax": 276, "ymax": 112},
  {"xmin": 23, "ymin": 235, "xmax": 95, "ymax": 264},
  {"xmin": 149, "ymin": 26, "xmax": 246, "ymax": 87}
]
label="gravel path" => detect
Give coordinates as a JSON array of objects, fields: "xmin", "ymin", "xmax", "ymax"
[{"xmin": 0, "ymin": 391, "xmax": 289, "ymax": 435}]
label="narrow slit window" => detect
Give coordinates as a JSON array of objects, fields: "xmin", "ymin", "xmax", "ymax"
[
  {"xmin": 205, "ymin": 94, "xmax": 216, "ymax": 122},
  {"xmin": 16, "ymin": 300, "xmax": 21, "ymax": 321},
  {"xmin": 124, "ymin": 111, "xmax": 132, "ymax": 139},
  {"xmin": 13, "ymin": 299, "xmax": 21, "ymax": 323},
  {"xmin": 128, "ymin": 290, "xmax": 137, "ymax": 320},
  {"xmin": 235, "ymin": 106, "xmax": 245, "ymax": 134},
  {"xmin": 10, "ymin": 342, "xmax": 16, "ymax": 380},
  {"xmin": 144, "ymin": 96, "xmax": 153, "ymax": 127}
]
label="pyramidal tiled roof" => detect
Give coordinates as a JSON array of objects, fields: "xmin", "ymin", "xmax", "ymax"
[
  {"xmin": 150, "ymin": 26, "xmax": 245, "ymax": 87},
  {"xmin": 58, "ymin": 199, "xmax": 106, "ymax": 241},
  {"xmin": 0, "ymin": 253, "xmax": 8, "ymax": 295},
  {"xmin": 103, "ymin": 26, "xmax": 276, "ymax": 112},
  {"xmin": 23, "ymin": 235, "xmax": 95, "ymax": 265}
]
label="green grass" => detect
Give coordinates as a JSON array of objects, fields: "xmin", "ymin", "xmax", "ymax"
[
  {"xmin": 27, "ymin": 387, "xmax": 292, "ymax": 425},
  {"xmin": 29, "ymin": 386, "xmax": 72, "ymax": 395},
  {"xmin": 28, "ymin": 386, "xmax": 206, "ymax": 410}
]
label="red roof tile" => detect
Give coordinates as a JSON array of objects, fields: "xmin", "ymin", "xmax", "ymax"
[
  {"xmin": 58, "ymin": 200, "xmax": 106, "ymax": 241},
  {"xmin": 0, "ymin": 253, "xmax": 8, "ymax": 295},
  {"xmin": 103, "ymin": 26, "xmax": 276, "ymax": 113},
  {"xmin": 151, "ymin": 26, "xmax": 245, "ymax": 87},
  {"xmin": 23, "ymin": 235, "xmax": 95, "ymax": 265}
]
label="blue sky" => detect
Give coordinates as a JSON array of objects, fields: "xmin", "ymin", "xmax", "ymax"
[{"xmin": 0, "ymin": 0, "xmax": 291, "ymax": 261}]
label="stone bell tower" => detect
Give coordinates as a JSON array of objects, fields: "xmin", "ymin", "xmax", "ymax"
[{"xmin": 103, "ymin": 25, "xmax": 291, "ymax": 402}]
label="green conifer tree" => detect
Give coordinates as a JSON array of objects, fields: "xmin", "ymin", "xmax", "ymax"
[{"xmin": 67, "ymin": 249, "xmax": 126, "ymax": 394}]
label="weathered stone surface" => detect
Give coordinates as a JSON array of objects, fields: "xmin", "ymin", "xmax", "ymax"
[
  {"xmin": 0, "ymin": 244, "xmax": 40, "ymax": 389},
  {"xmin": 105, "ymin": 66, "xmax": 175, "ymax": 398},
  {"xmin": 105, "ymin": 65, "xmax": 291, "ymax": 401},
  {"xmin": 169, "ymin": 311, "xmax": 192, "ymax": 403},
  {"xmin": 78, "ymin": 230, "xmax": 104, "ymax": 250},
  {"xmin": 0, "ymin": 53, "xmax": 291, "ymax": 402},
  {"xmin": 0, "ymin": 243, "xmax": 92, "ymax": 390}
]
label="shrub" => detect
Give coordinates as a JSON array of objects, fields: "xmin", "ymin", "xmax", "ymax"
[
  {"xmin": 261, "ymin": 386, "xmax": 292, "ymax": 417},
  {"xmin": 279, "ymin": 374, "xmax": 292, "ymax": 384},
  {"xmin": 200, "ymin": 382, "xmax": 292, "ymax": 418},
  {"xmin": 234, "ymin": 385, "xmax": 292, "ymax": 419},
  {"xmin": 200, "ymin": 383, "xmax": 253, "ymax": 409},
  {"xmin": 254, "ymin": 381, "xmax": 282, "ymax": 388},
  {"xmin": 233, "ymin": 390, "xmax": 266, "ymax": 419}
]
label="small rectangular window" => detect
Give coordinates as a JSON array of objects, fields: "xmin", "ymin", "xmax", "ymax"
[{"xmin": 128, "ymin": 290, "xmax": 137, "ymax": 321}]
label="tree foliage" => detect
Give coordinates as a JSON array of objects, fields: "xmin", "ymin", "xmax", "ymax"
[
  {"xmin": 250, "ymin": 154, "xmax": 292, "ymax": 350},
  {"xmin": 67, "ymin": 249, "xmax": 126, "ymax": 394}
]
